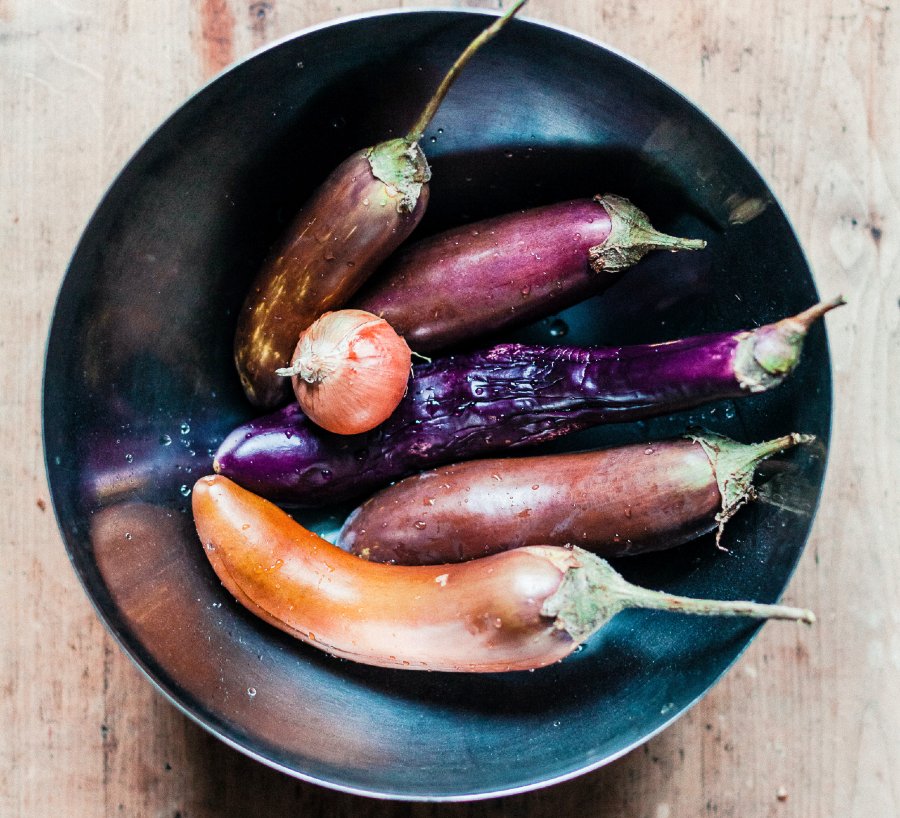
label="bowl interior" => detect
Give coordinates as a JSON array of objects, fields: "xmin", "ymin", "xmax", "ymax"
[{"xmin": 44, "ymin": 11, "xmax": 830, "ymax": 800}]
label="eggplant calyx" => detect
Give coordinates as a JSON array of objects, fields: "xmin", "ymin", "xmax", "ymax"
[
  {"xmin": 689, "ymin": 430, "xmax": 815, "ymax": 546},
  {"xmin": 365, "ymin": 137, "xmax": 431, "ymax": 215},
  {"xmin": 734, "ymin": 295, "xmax": 845, "ymax": 392},
  {"xmin": 542, "ymin": 547, "xmax": 815, "ymax": 646},
  {"xmin": 588, "ymin": 194, "xmax": 707, "ymax": 274}
]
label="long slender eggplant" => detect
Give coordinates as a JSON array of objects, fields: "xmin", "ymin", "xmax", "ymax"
[
  {"xmin": 353, "ymin": 195, "xmax": 706, "ymax": 352},
  {"xmin": 337, "ymin": 431, "xmax": 813, "ymax": 564},
  {"xmin": 214, "ymin": 298, "xmax": 842, "ymax": 506},
  {"xmin": 234, "ymin": 1, "xmax": 526, "ymax": 408},
  {"xmin": 193, "ymin": 475, "xmax": 813, "ymax": 673}
]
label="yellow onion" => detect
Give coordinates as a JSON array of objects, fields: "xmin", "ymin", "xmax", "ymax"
[{"xmin": 276, "ymin": 309, "xmax": 412, "ymax": 435}]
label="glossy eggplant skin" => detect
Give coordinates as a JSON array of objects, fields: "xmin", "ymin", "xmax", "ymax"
[
  {"xmin": 354, "ymin": 199, "xmax": 613, "ymax": 352},
  {"xmin": 337, "ymin": 441, "xmax": 722, "ymax": 564},
  {"xmin": 354, "ymin": 196, "xmax": 704, "ymax": 353},
  {"xmin": 233, "ymin": 150, "xmax": 429, "ymax": 409},
  {"xmin": 193, "ymin": 474, "xmax": 574, "ymax": 673},
  {"xmin": 214, "ymin": 320, "xmax": 787, "ymax": 507}
]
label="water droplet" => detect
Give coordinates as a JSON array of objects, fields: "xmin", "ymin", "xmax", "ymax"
[
  {"xmin": 54, "ymin": 455, "xmax": 61, "ymax": 465},
  {"xmin": 179, "ymin": 422, "xmax": 190, "ymax": 435},
  {"xmin": 423, "ymin": 497, "xmax": 435, "ymax": 506},
  {"xmin": 362, "ymin": 197, "xmax": 370, "ymax": 206},
  {"xmin": 573, "ymin": 644, "xmax": 585, "ymax": 654},
  {"xmin": 724, "ymin": 405, "xmax": 736, "ymax": 419},
  {"xmin": 159, "ymin": 434, "xmax": 172, "ymax": 446},
  {"xmin": 320, "ymin": 469, "xmax": 332, "ymax": 481},
  {"xmin": 124, "ymin": 453, "xmax": 133, "ymax": 463},
  {"xmin": 504, "ymin": 150, "xmax": 514, "ymax": 159},
  {"xmin": 247, "ymin": 687, "xmax": 257, "ymax": 698},
  {"xmin": 296, "ymin": 61, "xmax": 304, "ymax": 69},
  {"xmin": 429, "ymin": 135, "xmax": 437, "ymax": 143},
  {"xmin": 413, "ymin": 521, "xmax": 427, "ymax": 530},
  {"xmin": 124, "ymin": 532, "xmax": 132, "ymax": 541},
  {"xmin": 552, "ymin": 720, "xmax": 561, "ymax": 728},
  {"xmin": 548, "ymin": 319, "xmax": 568, "ymax": 338},
  {"xmin": 324, "ymin": 248, "xmax": 335, "ymax": 260},
  {"xmin": 644, "ymin": 447, "xmax": 654, "ymax": 455},
  {"xmin": 521, "ymin": 285, "xmax": 531, "ymax": 297},
  {"xmin": 179, "ymin": 484, "xmax": 191, "ymax": 497},
  {"xmin": 241, "ymin": 523, "xmax": 250, "ymax": 531},
  {"xmin": 437, "ymin": 128, "xmax": 443, "ymax": 134},
  {"xmin": 624, "ymin": 508, "xmax": 633, "ymax": 518},
  {"xmin": 531, "ymin": 484, "xmax": 539, "ymax": 490},
  {"xmin": 204, "ymin": 541, "xmax": 216, "ymax": 552},
  {"xmin": 491, "ymin": 474, "xmax": 502, "ymax": 481}
]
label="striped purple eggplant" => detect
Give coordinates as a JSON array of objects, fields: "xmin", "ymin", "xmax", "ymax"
[
  {"xmin": 213, "ymin": 298, "xmax": 842, "ymax": 507},
  {"xmin": 352, "ymin": 195, "xmax": 706, "ymax": 352}
]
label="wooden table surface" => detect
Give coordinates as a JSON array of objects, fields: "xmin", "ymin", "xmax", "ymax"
[{"xmin": 2, "ymin": 1, "xmax": 897, "ymax": 815}]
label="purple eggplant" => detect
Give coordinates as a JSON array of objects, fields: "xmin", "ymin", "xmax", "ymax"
[
  {"xmin": 336, "ymin": 431, "xmax": 814, "ymax": 564},
  {"xmin": 352, "ymin": 195, "xmax": 706, "ymax": 352},
  {"xmin": 213, "ymin": 298, "xmax": 842, "ymax": 506}
]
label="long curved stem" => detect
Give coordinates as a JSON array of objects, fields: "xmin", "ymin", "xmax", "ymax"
[{"xmin": 405, "ymin": 0, "xmax": 527, "ymax": 143}]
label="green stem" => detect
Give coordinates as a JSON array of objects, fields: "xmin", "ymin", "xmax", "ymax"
[
  {"xmin": 690, "ymin": 431, "xmax": 815, "ymax": 545},
  {"xmin": 542, "ymin": 548, "xmax": 815, "ymax": 645},
  {"xmin": 405, "ymin": 0, "xmax": 528, "ymax": 143},
  {"xmin": 588, "ymin": 194, "xmax": 707, "ymax": 273}
]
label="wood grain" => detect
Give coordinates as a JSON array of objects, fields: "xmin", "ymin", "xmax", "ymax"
[{"xmin": 1, "ymin": 0, "xmax": 897, "ymax": 815}]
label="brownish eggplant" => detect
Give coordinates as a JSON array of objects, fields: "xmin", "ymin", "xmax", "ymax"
[
  {"xmin": 336, "ymin": 431, "xmax": 813, "ymax": 565},
  {"xmin": 234, "ymin": 1, "xmax": 527, "ymax": 408},
  {"xmin": 193, "ymin": 474, "xmax": 814, "ymax": 673}
]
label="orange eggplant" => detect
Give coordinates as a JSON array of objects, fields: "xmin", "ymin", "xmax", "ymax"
[{"xmin": 193, "ymin": 475, "xmax": 813, "ymax": 673}]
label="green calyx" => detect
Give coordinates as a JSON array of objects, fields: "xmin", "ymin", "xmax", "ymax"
[
  {"xmin": 734, "ymin": 296, "xmax": 846, "ymax": 392},
  {"xmin": 542, "ymin": 546, "xmax": 815, "ymax": 647},
  {"xmin": 365, "ymin": 138, "xmax": 432, "ymax": 215},
  {"xmin": 688, "ymin": 430, "xmax": 814, "ymax": 546},
  {"xmin": 588, "ymin": 194, "xmax": 707, "ymax": 274}
]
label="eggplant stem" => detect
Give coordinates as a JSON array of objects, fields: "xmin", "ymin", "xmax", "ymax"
[
  {"xmin": 589, "ymin": 194, "xmax": 707, "ymax": 273},
  {"xmin": 791, "ymin": 295, "xmax": 846, "ymax": 331},
  {"xmin": 627, "ymin": 588, "xmax": 816, "ymax": 623},
  {"xmin": 405, "ymin": 0, "xmax": 527, "ymax": 143},
  {"xmin": 733, "ymin": 296, "xmax": 845, "ymax": 392},
  {"xmin": 541, "ymin": 547, "xmax": 815, "ymax": 647},
  {"xmin": 689, "ymin": 430, "xmax": 816, "ymax": 546}
]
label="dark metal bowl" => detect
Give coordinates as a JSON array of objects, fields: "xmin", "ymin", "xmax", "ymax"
[{"xmin": 43, "ymin": 9, "xmax": 831, "ymax": 801}]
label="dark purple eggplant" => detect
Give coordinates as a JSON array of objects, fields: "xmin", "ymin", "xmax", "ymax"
[
  {"xmin": 234, "ymin": 2, "xmax": 526, "ymax": 409},
  {"xmin": 336, "ymin": 431, "xmax": 813, "ymax": 564},
  {"xmin": 213, "ymin": 298, "xmax": 842, "ymax": 506},
  {"xmin": 353, "ymin": 195, "xmax": 706, "ymax": 352}
]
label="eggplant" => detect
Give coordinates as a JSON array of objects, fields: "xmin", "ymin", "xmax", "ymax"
[
  {"xmin": 194, "ymin": 475, "xmax": 814, "ymax": 672},
  {"xmin": 213, "ymin": 298, "xmax": 842, "ymax": 506},
  {"xmin": 233, "ymin": 2, "xmax": 526, "ymax": 408},
  {"xmin": 336, "ymin": 431, "xmax": 813, "ymax": 564},
  {"xmin": 353, "ymin": 195, "xmax": 706, "ymax": 352}
]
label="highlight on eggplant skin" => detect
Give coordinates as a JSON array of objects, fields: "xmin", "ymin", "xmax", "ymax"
[
  {"xmin": 192, "ymin": 474, "xmax": 815, "ymax": 673},
  {"xmin": 213, "ymin": 299, "xmax": 843, "ymax": 507},
  {"xmin": 232, "ymin": 1, "xmax": 527, "ymax": 409},
  {"xmin": 335, "ymin": 431, "xmax": 815, "ymax": 565}
]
